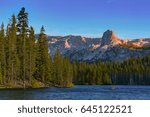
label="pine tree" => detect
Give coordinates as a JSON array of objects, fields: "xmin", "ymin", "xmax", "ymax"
[
  {"xmin": 6, "ymin": 15, "xmax": 20, "ymax": 84},
  {"xmin": 17, "ymin": 7, "xmax": 29, "ymax": 88},
  {"xmin": 0, "ymin": 23, "xmax": 6, "ymax": 84},
  {"xmin": 0, "ymin": 63, "xmax": 3, "ymax": 84},
  {"xmin": 36, "ymin": 26, "xmax": 51, "ymax": 83},
  {"xmin": 5, "ymin": 22, "xmax": 11, "ymax": 82},
  {"xmin": 53, "ymin": 49, "xmax": 63, "ymax": 86},
  {"xmin": 62, "ymin": 58, "xmax": 73, "ymax": 87},
  {"xmin": 27, "ymin": 27, "xmax": 36, "ymax": 83}
]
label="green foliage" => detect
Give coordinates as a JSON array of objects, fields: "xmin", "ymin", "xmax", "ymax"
[
  {"xmin": 52, "ymin": 50, "xmax": 73, "ymax": 87},
  {"xmin": 6, "ymin": 15, "xmax": 20, "ymax": 82},
  {"xmin": 103, "ymin": 73, "xmax": 112, "ymax": 85},
  {"xmin": 17, "ymin": 7, "xmax": 28, "ymax": 34},
  {"xmin": 27, "ymin": 26, "xmax": 36, "ymax": 82},
  {"xmin": 17, "ymin": 7, "xmax": 29, "ymax": 88},
  {"xmin": 31, "ymin": 79, "xmax": 41, "ymax": 88},
  {"xmin": 0, "ymin": 23, "xmax": 6, "ymax": 83},
  {"xmin": 72, "ymin": 55, "xmax": 150, "ymax": 85},
  {"xmin": 0, "ymin": 65, "xmax": 2, "ymax": 84},
  {"xmin": 36, "ymin": 26, "xmax": 51, "ymax": 83}
]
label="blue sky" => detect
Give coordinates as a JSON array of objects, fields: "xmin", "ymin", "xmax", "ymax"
[{"xmin": 0, "ymin": 0, "xmax": 150, "ymax": 39}]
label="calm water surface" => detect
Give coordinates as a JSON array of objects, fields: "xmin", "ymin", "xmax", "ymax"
[{"xmin": 0, "ymin": 86, "xmax": 150, "ymax": 100}]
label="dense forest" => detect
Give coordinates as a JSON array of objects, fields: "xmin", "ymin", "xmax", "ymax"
[
  {"xmin": 73, "ymin": 56, "xmax": 150, "ymax": 85},
  {"xmin": 0, "ymin": 8, "xmax": 150, "ymax": 88}
]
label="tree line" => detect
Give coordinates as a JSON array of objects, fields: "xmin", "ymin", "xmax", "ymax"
[
  {"xmin": 0, "ymin": 7, "xmax": 150, "ymax": 88},
  {"xmin": 72, "ymin": 55, "xmax": 150, "ymax": 85}
]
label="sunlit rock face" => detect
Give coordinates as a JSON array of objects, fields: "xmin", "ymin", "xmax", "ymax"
[
  {"xmin": 64, "ymin": 39, "xmax": 71, "ymax": 48},
  {"xmin": 36, "ymin": 30, "xmax": 150, "ymax": 62},
  {"xmin": 126, "ymin": 38, "xmax": 150, "ymax": 47},
  {"xmin": 92, "ymin": 44, "xmax": 100, "ymax": 50},
  {"xmin": 101, "ymin": 30, "xmax": 122, "ymax": 46}
]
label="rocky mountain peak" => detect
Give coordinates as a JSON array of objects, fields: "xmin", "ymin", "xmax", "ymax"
[{"xmin": 101, "ymin": 30, "xmax": 121, "ymax": 46}]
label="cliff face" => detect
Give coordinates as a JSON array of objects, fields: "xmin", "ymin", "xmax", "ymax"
[
  {"xmin": 101, "ymin": 30, "xmax": 122, "ymax": 46},
  {"xmin": 43, "ymin": 30, "xmax": 150, "ymax": 62}
]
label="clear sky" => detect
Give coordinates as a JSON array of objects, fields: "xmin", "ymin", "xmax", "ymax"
[{"xmin": 0, "ymin": 0, "xmax": 150, "ymax": 39}]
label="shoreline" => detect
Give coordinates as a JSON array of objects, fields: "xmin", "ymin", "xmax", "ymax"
[{"xmin": 0, "ymin": 84, "xmax": 150, "ymax": 90}]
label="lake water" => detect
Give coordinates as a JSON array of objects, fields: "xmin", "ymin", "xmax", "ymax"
[{"xmin": 0, "ymin": 86, "xmax": 150, "ymax": 100}]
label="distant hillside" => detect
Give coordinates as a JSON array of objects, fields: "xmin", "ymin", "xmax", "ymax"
[{"xmin": 36, "ymin": 30, "xmax": 150, "ymax": 62}]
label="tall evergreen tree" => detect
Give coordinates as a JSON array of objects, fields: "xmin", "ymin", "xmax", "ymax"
[
  {"xmin": 36, "ymin": 26, "xmax": 51, "ymax": 83},
  {"xmin": 0, "ymin": 63, "xmax": 3, "ymax": 84},
  {"xmin": 53, "ymin": 50, "xmax": 73, "ymax": 87},
  {"xmin": 27, "ymin": 26, "xmax": 36, "ymax": 83},
  {"xmin": 62, "ymin": 58, "xmax": 73, "ymax": 87},
  {"xmin": 53, "ymin": 49, "xmax": 63, "ymax": 86},
  {"xmin": 7, "ymin": 15, "xmax": 20, "ymax": 83},
  {"xmin": 17, "ymin": 7, "xmax": 28, "ymax": 88},
  {"xmin": 0, "ymin": 23, "xmax": 6, "ymax": 84}
]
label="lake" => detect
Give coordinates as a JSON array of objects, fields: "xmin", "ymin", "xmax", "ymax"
[{"xmin": 0, "ymin": 86, "xmax": 150, "ymax": 100}]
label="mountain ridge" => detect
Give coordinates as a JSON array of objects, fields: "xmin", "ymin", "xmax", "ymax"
[{"xmin": 36, "ymin": 30, "xmax": 150, "ymax": 62}]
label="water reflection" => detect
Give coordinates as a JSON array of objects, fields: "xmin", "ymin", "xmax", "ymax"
[{"xmin": 0, "ymin": 86, "xmax": 150, "ymax": 100}]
